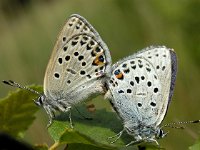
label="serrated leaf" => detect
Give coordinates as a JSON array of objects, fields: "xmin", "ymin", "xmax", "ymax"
[
  {"xmin": 48, "ymin": 105, "xmax": 159, "ymax": 150},
  {"xmin": 0, "ymin": 85, "xmax": 42, "ymax": 138}
]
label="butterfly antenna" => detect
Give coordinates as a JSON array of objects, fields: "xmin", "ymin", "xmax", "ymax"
[
  {"xmin": 2, "ymin": 80, "xmax": 41, "ymax": 95},
  {"xmin": 162, "ymin": 120, "xmax": 200, "ymax": 129}
]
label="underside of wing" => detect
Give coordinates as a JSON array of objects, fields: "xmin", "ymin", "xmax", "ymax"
[
  {"xmin": 44, "ymin": 33, "xmax": 111, "ymax": 104},
  {"xmin": 52, "ymin": 14, "xmax": 102, "ymax": 53},
  {"xmin": 106, "ymin": 46, "xmax": 177, "ymax": 127},
  {"xmin": 43, "ymin": 14, "xmax": 111, "ymax": 104}
]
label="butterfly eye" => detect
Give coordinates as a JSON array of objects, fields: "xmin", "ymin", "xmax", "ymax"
[
  {"xmin": 35, "ymin": 95, "xmax": 45, "ymax": 106},
  {"xmin": 156, "ymin": 129, "xmax": 165, "ymax": 139}
]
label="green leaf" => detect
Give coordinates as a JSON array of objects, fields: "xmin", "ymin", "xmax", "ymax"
[
  {"xmin": 66, "ymin": 143, "xmax": 114, "ymax": 150},
  {"xmin": 1, "ymin": 85, "xmax": 160, "ymax": 149},
  {"xmin": 189, "ymin": 140, "xmax": 200, "ymax": 150},
  {"xmin": 48, "ymin": 105, "xmax": 159, "ymax": 150},
  {"xmin": 0, "ymin": 85, "xmax": 42, "ymax": 138}
]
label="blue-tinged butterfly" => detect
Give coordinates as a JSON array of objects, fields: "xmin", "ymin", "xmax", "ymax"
[{"xmin": 105, "ymin": 46, "xmax": 199, "ymax": 145}]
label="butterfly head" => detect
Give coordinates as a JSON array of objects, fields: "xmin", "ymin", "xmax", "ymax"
[
  {"xmin": 34, "ymin": 94, "xmax": 46, "ymax": 106},
  {"xmin": 155, "ymin": 128, "xmax": 168, "ymax": 139},
  {"xmin": 2, "ymin": 80, "xmax": 47, "ymax": 108},
  {"xmin": 124, "ymin": 121, "xmax": 168, "ymax": 145}
]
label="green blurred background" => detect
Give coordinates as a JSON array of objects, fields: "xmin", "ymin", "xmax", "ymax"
[{"xmin": 0, "ymin": 0, "xmax": 200, "ymax": 149}]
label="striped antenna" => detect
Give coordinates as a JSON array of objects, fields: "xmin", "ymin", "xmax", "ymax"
[
  {"xmin": 162, "ymin": 120, "xmax": 200, "ymax": 129},
  {"xmin": 2, "ymin": 80, "xmax": 41, "ymax": 95}
]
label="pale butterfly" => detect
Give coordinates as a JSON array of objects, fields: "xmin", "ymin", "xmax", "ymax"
[
  {"xmin": 3, "ymin": 14, "xmax": 112, "ymax": 127},
  {"xmin": 105, "ymin": 46, "xmax": 200, "ymax": 146}
]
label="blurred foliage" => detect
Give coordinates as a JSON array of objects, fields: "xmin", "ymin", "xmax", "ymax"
[
  {"xmin": 0, "ymin": 132, "xmax": 34, "ymax": 150},
  {"xmin": 189, "ymin": 140, "xmax": 200, "ymax": 150},
  {"xmin": 0, "ymin": 0, "xmax": 200, "ymax": 149},
  {"xmin": 0, "ymin": 85, "xmax": 41, "ymax": 137}
]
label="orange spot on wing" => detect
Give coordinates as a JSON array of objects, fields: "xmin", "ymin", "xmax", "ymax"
[
  {"xmin": 92, "ymin": 53, "xmax": 105, "ymax": 66},
  {"xmin": 115, "ymin": 72, "xmax": 124, "ymax": 79}
]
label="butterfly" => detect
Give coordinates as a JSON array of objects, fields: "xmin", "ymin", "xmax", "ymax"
[
  {"xmin": 105, "ymin": 46, "xmax": 178, "ymax": 145},
  {"xmin": 3, "ymin": 14, "xmax": 112, "ymax": 127}
]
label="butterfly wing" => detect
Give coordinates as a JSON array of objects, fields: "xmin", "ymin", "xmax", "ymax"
[
  {"xmin": 106, "ymin": 46, "xmax": 177, "ymax": 127},
  {"xmin": 44, "ymin": 14, "xmax": 111, "ymax": 106},
  {"xmin": 48, "ymin": 14, "xmax": 106, "ymax": 59}
]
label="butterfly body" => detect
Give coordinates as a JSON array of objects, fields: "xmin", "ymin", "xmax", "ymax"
[
  {"xmin": 31, "ymin": 14, "xmax": 112, "ymax": 125},
  {"xmin": 105, "ymin": 46, "xmax": 177, "ymax": 145}
]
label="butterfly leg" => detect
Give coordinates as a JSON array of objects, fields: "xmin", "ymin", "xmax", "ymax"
[
  {"xmin": 126, "ymin": 136, "xmax": 159, "ymax": 147},
  {"xmin": 45, "ymin": 106, "xmax": 56, "ymax": 128},
  {"xmin": 107, "ymin": 128, "xmax": 125, "ymax": 144},
  {"xmin": 145, "ymin": 138, "xmax": 159, "ymax": 145},
  {"xmin": 125, "ymin": 135, "xmax": 143, "ymax": 146},
  {"xmin": 56, "ymin": 100, "xmax": 74, "ymax": 128}
]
